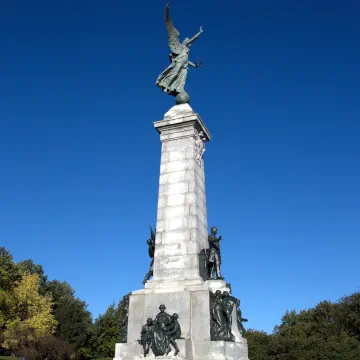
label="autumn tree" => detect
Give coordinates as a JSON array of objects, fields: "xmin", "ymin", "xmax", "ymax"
[{"xmin": 1, "ymin": 273, "xmax": 57, "ymax": 354}]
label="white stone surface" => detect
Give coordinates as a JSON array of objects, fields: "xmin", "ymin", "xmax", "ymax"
[
  {"xmin": 114, "ymin": 104, "xmax": 248, "ymax": 360},
  {"xmin": 205, "ymin": 280, "xmax": 231, "ymax": 293},
  {"xmin": 127, "ymin": 288, "xmax": 211, "ymax": 343},
  {"xmin": 152, "ymin": 104, "xmax": 211, "ymax": 284}
]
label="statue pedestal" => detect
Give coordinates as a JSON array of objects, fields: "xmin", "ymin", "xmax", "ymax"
[
  {"xmin": 113, "ymin": 105, "xmax": 249, "ymax": 360},
  {"xmin": 115, "ymin": 339, "xmax": 249, "ymax": 360}
]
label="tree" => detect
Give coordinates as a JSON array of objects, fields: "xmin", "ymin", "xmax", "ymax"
[
  {"xmin": 1, "ymin": 273, "xmax": 57, "ymax": 353},
  {"xmin": 17, "ymin": 335, "xmax": 76, "ymax": 360},
  {"xmin": 17, "ymin": 259, "xmax": 47, "ymax": 291},
  {"xmin": 0, "ymin": 247, "xmax": 20, "ymax": 292},
  {"xmin": 43, "ymin": 280, "xmax": 92, "ymax": 354},
  {"xmin": 246, "ymin": 329, "xmax": 271, "ymax": 360},
  {"xmin": 86, "ymin": 301, "xmax": 123, "ymax": 359}
]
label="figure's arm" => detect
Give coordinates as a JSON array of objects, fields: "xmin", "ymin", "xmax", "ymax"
[
  {"xmin": 184, "ymin": 26, "xmax": 203, "ymax": 46},
  {"xmin": 167, "ymin": 327, "xmax": 177, "ymax": 336},
  {"xmin": 188, "ymin": 61, "xmax": 198, "ymax": 68},
  {"xmin": 228, "ymin": 295, "xmax": 239, "ymax": 304}
]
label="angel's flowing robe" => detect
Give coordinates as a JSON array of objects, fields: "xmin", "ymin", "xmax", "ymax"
[{"xmin": 156, "ymin": 45, "xmax": 189, "ymax": 96}]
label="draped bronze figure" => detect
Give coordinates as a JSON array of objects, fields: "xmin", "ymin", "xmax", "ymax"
[{"xmin": 156, "ymin": 4, "xmax": 203, "ymax": 104}]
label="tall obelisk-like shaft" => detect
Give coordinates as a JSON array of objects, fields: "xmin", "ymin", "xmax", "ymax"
[{"xmin": 151, "ymin": 104, "xmax": 211, "ymax": 284}]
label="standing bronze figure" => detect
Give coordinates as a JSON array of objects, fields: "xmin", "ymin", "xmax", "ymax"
[
  {"xmin": 156, "ymin": 4, "xmax": 203, "ymax": 104},
  {"xmin": 210, "ymin": 290, "xmax": 237, "ymax": 342},
  {"xmin": 142, "ymin": 226, "xmax": 156, "ymax": 284},
  {"xmin": 138, "ymin": 318, "xmax": 154, "ymax": 356},
  {"xmin": 207, "ymin": 227, "xmax": 224, "ymax": 280},
  {"xmin": 237, "ymin": 306, "xmax": 248, "ymax": 335}
]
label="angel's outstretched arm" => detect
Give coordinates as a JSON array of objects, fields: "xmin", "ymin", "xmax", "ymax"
[{"xmin": 184, "ymin": 26, "xmax": 203, "ymax": 46}]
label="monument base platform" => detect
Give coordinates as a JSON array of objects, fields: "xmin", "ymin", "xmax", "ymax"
[{"xmin": 114, "ymin": 339, "xmax": 249, "ymax": 360}]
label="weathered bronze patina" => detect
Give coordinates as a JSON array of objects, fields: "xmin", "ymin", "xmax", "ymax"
[{"xmin": 156, "ymin": 4, "xmax": 203, "ymax": 104}]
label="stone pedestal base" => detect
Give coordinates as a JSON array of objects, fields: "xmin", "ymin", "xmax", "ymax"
[
  {"xmin": 114, "ymin": 339, "xmax": 249, "ymax": 360},
  {"xmin": 114, "ymin": 280, "xmax": 248, "ymax": 360}
]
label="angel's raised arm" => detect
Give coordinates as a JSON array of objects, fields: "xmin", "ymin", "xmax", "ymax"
[{"xmin": 184, "ymin": 26, "xmax": 203, "ymax": 46}]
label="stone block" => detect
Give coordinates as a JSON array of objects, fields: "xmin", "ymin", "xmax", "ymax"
[
  {"xmin": 163, "ymin": 205, "xmax": 188, "ymax": 219},
  {"xmin": 114, "ymin": 342, "xmax": 142, "ymax": 360},
  {"xmin": 165, "ymin": 217, "xmax": 187, "ymax": 231},
  {"xmin": 161, "ymin": 151, "xmax": 170, "ymax": 164},
  {"xmin": 157, "ymin": 196, "xmax": 166, "ymax": 208},
  {"xmin": 169, "ymin": 150, "xmax": 186, "ymax": 162},
  {"xmin": 164, "ymin": 243, "xmax": 185, "ymax": 256},
  {"xmin": 211, "ymin": 341, "xmax": 226, "ymax": 357},
  {"xmin": 192, "ymin": 342, "xmax": 211, "ymax": 358},
  {"xmin": 162, "ymin": 230, "xmax": 187, "ymax": 244},
  {"xmin": 186, "ymin": 192, "xmax": 197, "ymax": 205},
  {"xmin": 165, "ymin": 182, "xmax": 189, "ymax": 196},
  {"xmin": 166, "ymin": 194, "xmax": 186, "ymax": 206},
  {"xmin": 167, "ymin": 170, "xmax": 187, "ymax": 184},
  {"xmin": 187, "ymin": 241, "xmax": 200, "ymax": 254},
  {"xmin": 190, "ymin": 290, "xmax": 211, "ymax": 341},
  {"xmin": 127, "ymin": 294, "xmax": 145, "ymax": 343}
]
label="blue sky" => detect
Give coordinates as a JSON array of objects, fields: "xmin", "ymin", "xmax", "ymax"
[{"xmin": 1, "ymin": 0, "xmax": 359, "ymax": 333}]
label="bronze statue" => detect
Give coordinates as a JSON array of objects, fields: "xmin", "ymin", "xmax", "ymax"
[
  {"xmin": 120, "ymin": 294, "xmax": 130, "ymax": 343},
  {"xmin": 222, "ymin": 291, "xmax": 239, "ymax": 341},
  {"xmin": 138, "ymin": 318, "xmax": 154, "ymax": 356},
  {"xmin": 165, "ymin": 313, "xmax": 181, "ymax": 355},
  {"xmin": 142, "ymin": 226, "xmax": 156, "ymax": 285},
  {"xmin": 210, "ymin": 290, "xmax": 236, "ymax": 342},
  {"xmin": 139, "ymin": 305, "xmax": 181, "ymax": 357},
  {"xmin": 236, "ymin": 307, "xmax": 248, "ymax": 334},
  {"xmin": 156, "ymin": 4, "xmax": 203, "ymax": 104},
  {"xmin": 151, "ymin": 304, "xmax": 172, "ymax": 356},
  {"xmin": 207, "ymin": 227, "xmax": 224, "ymax": 280}
]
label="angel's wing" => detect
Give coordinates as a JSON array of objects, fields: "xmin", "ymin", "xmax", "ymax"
[
  {"xmin": 165, "ymin": 4, "xmax": 181, "ymax": 55},
  {"xmin": 149, "ymin": 225, "xmax": 156, "ymax": 243}
]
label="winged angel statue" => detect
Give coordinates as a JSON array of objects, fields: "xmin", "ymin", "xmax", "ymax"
[{"xmin": 156, "ymin": 4, "xmax": 203, "ymax": 104}]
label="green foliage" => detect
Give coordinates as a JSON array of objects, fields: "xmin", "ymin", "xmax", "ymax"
[
  {"xmin": 43, "ymin": 280, "xmax": 92, "ymax": 348},
  {"xmin": 85, "ymin": 302, "xmax": 123, "ymax": 359},
  {"xmin": 17, "ymin": 335, "xmax": 76, "ymax": 360},
  {"xmin": 17, "ymin": 260, "xmax": 47, "ymax": 291},
  {"xmin": 2, "ymin": 247, "xmax": 360, "ymax": 360},
  {"xmin": 1, "ymin": 273, "xmax": 57, "ymax": 353},
  {"xmin": 247, "ymin": 292, "xmax": 360, "ymax": 360},
  {"xmin": 0, "ymin": 248, "xmax": 21, "ymax": 292},
  {"xmin": 246, "ymin": 329, "xmax": 271, "ymax": 360}
]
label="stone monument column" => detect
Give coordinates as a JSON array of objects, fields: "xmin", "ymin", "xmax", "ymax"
[
  {"xmin": 113, "ymin": 103, "xmax": 249, "ymax": 360},
  {"xmin": 113, "ymin": 4, "xmax": 249, "ymax": 360},
  {"xmin": 149, "ymin": 104, "xmax": 211, "ymax": 285}
]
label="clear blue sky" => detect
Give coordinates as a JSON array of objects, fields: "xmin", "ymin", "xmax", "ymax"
[{"xmin": 1, "ymin": 0, "xmax": 359, "ymax": 333}]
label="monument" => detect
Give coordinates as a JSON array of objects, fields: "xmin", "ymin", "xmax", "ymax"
[{"xmin": 114, "ymin": 4, "xmax": 249, "ymax": 360}]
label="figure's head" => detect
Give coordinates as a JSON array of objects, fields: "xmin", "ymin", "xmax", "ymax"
[
  {"xmin": 211, "ymin": 227, "xmax": 217, "ymax": 235},
  {"xmin": 147, "ymin": 239, "xmax": 152, "ymax": 245},
  {"xmin": 215, "ymin": 290, "xmax": 222, "ymax": 297},
  {"xmin": 182, "ymin": 38, "xmax": 191, "ymax": 46},
  {"xmin": 147, "ymin": 318, "xmax": 153, "ymax": 325},
  {"xmin": 222, "ymin": 291, "xmax": 229, "ymax": 297},
  {"xmin": 172, "ymin": 313, "xmax": 179, "ymax": 320},
  {"xmin": 159, "ymin": 304, "xmax": 166, "ymax": 312}
]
